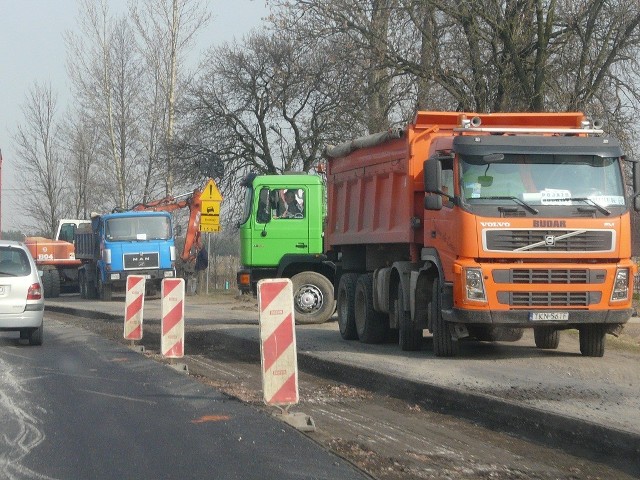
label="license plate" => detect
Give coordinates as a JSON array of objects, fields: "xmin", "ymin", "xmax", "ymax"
[{"xmin": 530, "ymin": 312, "xmax": 569, "ymax": 321}]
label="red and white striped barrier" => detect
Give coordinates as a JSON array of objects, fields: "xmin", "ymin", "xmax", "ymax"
[
  {"xmin": 124, "ymin": 275, "xmax": 146, "ymax": 341},
  {"xmin": 161, "ymin": 278, "xmax": 185, "ymax": 358},
  {"xmin": 258, "ymin": 278, "xmax": 299, "ymax": 406}
]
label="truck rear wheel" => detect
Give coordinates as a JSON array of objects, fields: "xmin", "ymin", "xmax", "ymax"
[
  {"xmin": 79, "ymin": 271, "xmax": 86, "ymax": 299},
  {"xmin": 396, "ymin": 283, "xmax": 421, "ymax": 351},
  {"xmin": 354, "ymin": 273, "xmax": 388, "ymax": 343},
  {"xmin": 534, "ymin": 327, "xmax": 559, "ymax": 349},
  {"xmin": 579, "ymin": 324, "xmax": 606, "ymax": 357},
  {"xmin": 431, "ymin": 280, "xmax": 459, "ymax": 357},
  {"xmin": 337, "ymin": 273, "xmax": 359, "ymax": 340},
  {"xmin": 291, "ymin": 271, "xmax": 334, "ymax": 324}
]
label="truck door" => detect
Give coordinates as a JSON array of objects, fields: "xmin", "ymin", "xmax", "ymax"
[{"xmin": 251, "ymin": 186, "xmax": 310, "ymax": 266}]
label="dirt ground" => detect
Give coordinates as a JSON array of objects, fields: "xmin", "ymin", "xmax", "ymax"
[{"xmin": 47, "ymin": 295, "xmax": 640, "ymax": 480}]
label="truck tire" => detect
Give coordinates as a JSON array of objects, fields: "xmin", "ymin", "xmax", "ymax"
[
  {"xmin": 431, "ymin": 280, "xmax": 459, "ymax": 357},
  {"xmin": 579, "ymin": 324, "xmax": 606, "ymax": 357},
  {"xmin": 534, "ymin": 327, "xmax": 560, "ymax": 349},
  {"xmin": 354, "ymin": 273, "xmax": 388, "ymax": 344},
  {"xmin": 42, "ymin": 268, "xmax": 61, "ymax": 298},
  {"xmin": 291, "ymin": 271, "xmax": 334, "ymax": 324},
  {"xmin": 79, "ymin": 271, "xmax": 87, "ymax": 299},
  {"xmin": 337, "ymin": 273, "xmax": 359, "ymax": 340},
  {"xmin": 98, "ymin": 277, "xmax": 113, "ymax": 301},
  {"xmin": 396, "ymin": 283, "xmax": 421, "ymax": 351}
]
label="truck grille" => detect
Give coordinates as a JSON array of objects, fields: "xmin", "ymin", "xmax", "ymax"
[
  {"xmin": 484, "ymin": 229, "xmax": 613, "ymax": 252},
  {"xmin": 492, "ymin": 269, "xmax": 606, "ymax": 284},
  {"xmin": 497, "ymin": 291, "xmax": 600, "ymax": 307},
  {"xmin": 123, "ymin": 253, "xmax": 159, "ymax": 270}
]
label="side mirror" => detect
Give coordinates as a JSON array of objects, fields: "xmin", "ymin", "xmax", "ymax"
[{"xmin": 423, "ymin": 156, "xmax": 442, "ymax": 194}]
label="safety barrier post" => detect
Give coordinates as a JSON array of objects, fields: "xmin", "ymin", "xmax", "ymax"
[
  {"xmin": 161, "ymin": 278, "xmax": 185, "ymax": 359},
  {"xmin": 124, "ymin": 275, "xmax": 145, "ymax": 346}
]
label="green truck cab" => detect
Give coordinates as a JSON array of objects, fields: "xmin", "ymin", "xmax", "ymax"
[{"xmin": 237, "ymin": 173, "xmax": 335, "ymax": 324}]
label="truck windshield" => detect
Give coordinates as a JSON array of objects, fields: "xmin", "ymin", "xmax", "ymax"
[
  {"xmin": 459, "ymin": 154, "xmax": 625, "ymax": 209},
  {"xmin": 105, "ymin": 216, "xmax": 171, "ymax": 241}
]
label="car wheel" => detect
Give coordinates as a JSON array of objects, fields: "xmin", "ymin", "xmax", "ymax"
[{"xmin": 29, "ymin": 325, "xmax": 43, "ymax": 346}]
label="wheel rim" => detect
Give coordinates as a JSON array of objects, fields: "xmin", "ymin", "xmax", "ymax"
[{"xmin": 294, "ymin": 284, "xmax": 324, "ymax": 313}]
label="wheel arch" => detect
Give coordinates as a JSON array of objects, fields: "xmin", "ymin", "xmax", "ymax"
[{"xmin": 278, "ymin": 254, "xmax": 335, "ymax": 285}]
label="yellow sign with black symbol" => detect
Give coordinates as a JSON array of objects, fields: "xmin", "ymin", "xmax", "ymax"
[
  {"xmin": 199, "ymin": 179, "xmax": 223, "ymax": 232},
  {"xmin": 201, "ymin": 200, "xmax": 219, "ymax": 217},
  {"xmin": 201, "ymin": 179, "xmax": 222, "ymax": 201}
]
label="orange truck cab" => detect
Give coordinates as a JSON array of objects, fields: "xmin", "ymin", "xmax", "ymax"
[{"xmin": 326, "ymin": 111, "xmax": 638, "ymax": 357}]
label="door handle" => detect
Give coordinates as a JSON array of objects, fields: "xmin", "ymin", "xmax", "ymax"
[{"xmin": 296, "ymin": 243, "xmax": 307, "ymax": 248}]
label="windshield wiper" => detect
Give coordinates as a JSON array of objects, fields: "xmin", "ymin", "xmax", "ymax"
[
  {"xmin": 473, "ymin": 196, "xmax": 539, "ymax": 215},
  {"xmin": 560, "ymin": 197, "xmax": 611, "ymax": 216}
]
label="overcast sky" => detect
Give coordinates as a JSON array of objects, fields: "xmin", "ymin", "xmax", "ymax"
[{"xmin": 0, "ymin": 0, "xmax": 268, "ymax": 233}]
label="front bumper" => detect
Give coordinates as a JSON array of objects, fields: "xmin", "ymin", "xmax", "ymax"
[{"xmin": 444, "ymin": 307, "xmax": 632, "ymax": 327}]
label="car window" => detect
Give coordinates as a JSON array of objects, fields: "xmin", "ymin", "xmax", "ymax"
[{"xmin": 0, "ymin": 247, "xmax": 31, "ymax": 276}]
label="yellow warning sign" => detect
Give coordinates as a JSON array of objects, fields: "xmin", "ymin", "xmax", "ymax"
[{"xmin": 201, "ymin": 179, "xmax": 222, "ymax": 201}]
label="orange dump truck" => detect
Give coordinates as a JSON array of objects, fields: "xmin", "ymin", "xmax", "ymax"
[{"xmin": 326, "ymin": 111, "xmax": 638, "ymax": 357}]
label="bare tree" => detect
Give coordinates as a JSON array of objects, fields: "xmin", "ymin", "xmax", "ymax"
[
  {"xmin": 62, "ymin": 108, "xmax": 102, "ymax": 219},
  {"xmin": 13, "ymin": 83, "xmax": 68, "ymax": 237},
  {"xmin": 130, "ymin": 0, "xmax": 211, "ymax": 197},
  {"xmin": 180, "ymin": 29, "xmax": 360, "ymax": 206}
]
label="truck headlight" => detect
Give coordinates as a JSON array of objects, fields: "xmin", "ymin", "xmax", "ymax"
[
  {"xmin": 611, "ymin": 268, "xmax": 629, "ymax": 302},
  {"xmin": 465, "ymin": 268, "xmax": 486, "ymax": 301},
  {"xmin": 110, "ymin": 273, "xmax": 121, "ymax": 280},
  {"xmin": 164, "ymin": 270, "xmax": 175, "ymax": 277}
]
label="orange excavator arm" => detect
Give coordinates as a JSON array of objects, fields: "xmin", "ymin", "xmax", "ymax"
[{"xmin": 131, "ymin": 187, "xmax": 203, "ymax": 264}]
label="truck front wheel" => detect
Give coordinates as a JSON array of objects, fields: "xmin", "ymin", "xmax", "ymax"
[
  {"xmin": 579, "ymin": 324, "xmax": 606, "ymax": 357},
  {"xmin": 337, "ymin": 273, "xmax": 359, "ymax": 340},
  {"xmin": 291, "ymin": 272, "xmax": 334, "ymax": 324},
  {"xmin": 98, "ymin": 277, "xmax": 113, "ymax": 301}
]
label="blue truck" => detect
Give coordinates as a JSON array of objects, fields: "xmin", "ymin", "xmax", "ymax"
[{"xmin": 75, "ymin": 211, "xmax": 177, "ymax": 300}]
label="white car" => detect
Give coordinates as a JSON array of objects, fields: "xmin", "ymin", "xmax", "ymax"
[{"xmin": 0, "ymin": 240, "xmax": 44, "ymax": 345}]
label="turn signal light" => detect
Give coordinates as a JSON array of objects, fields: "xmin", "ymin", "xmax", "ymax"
[{"xmin": 238, "ymin": 273, "xmax": 250, "ymax": 286}]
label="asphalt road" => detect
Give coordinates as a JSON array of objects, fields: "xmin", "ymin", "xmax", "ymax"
[
  {"xmin": 45, "ymin": 293, "xmax": 640, "ymax": 476},
  {"xmin": 0, "ymin": 319, "xmax": 368, "ymax": 480}
]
